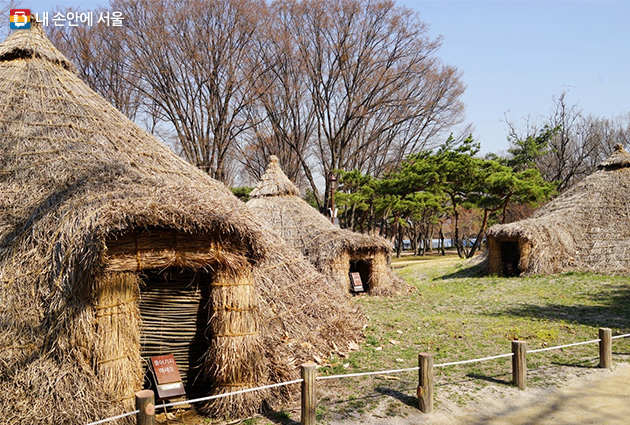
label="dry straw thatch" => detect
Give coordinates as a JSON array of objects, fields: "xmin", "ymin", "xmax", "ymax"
[
  {"xmin": 0, "ymin": 24, "xmax": 364, "ymax": 424},
  {"xmin": 247, "ymin": 156, "xmax": 407, "ymax": 296},
  {"xmin": 486, "ymin": 144, "xmax": 630, "ymax": 276}
]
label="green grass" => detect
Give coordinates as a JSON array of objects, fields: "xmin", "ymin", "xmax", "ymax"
[
  {"xmin": 243, "ymin": 257, "xmax": 630, "ymax": 423},
  {"xmin": 313, "ymin": 257, "xmax": 630, "ymax": 422}
]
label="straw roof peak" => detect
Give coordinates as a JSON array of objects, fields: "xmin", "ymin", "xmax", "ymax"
[
  {"xmin": 597, "ymin": 143, "xmax": 630, "ymax": 170},
  {"xmin": 250, "ymin": 155, "xmax": 301, "ymax": 198},
  {"xmin": 0, "ymin": 20, "xmax": 75, "ymax": 72}
]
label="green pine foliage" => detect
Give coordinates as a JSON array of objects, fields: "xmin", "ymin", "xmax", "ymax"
[{"xmin": 332, "ymin": 135, "xmax": 557, "ymax": 258}]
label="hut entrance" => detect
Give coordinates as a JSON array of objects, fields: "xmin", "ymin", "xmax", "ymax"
[
  {"xmin": 349, "ymin": 260, "xmax": 371, "ymax": 292},
  {"xmin": 500, "ymin": 241, "xmax": 520, "ymax": 277},
  {"xmin": 139, "ymin": 268, "xmax": 211, "ymax": 399}
]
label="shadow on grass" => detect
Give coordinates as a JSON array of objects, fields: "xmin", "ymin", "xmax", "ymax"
[
  {"xmin": 374, "ymin": 386, "xmax": 417, "ymax": 408},
  {"xmin": 261, "ymin": 409, "xmax": 299, "ymax": 425},
  {"xmin": 436, "ymin": 262, "xmax": 488, "ymax": 280},
  {"xmin": 466, "ymin": 373, "xmax": 512, "ymax": 386},
  {"xmin": 549, "ymin": 361, "xmax": 598, "ymax": 369},
  {"xmin": 493, "ymin": 284, "xmax": 630, "ymax": 330}
]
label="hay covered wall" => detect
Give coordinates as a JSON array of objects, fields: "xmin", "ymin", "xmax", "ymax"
[
  {"xmin": 0, "ymin": 24, "xmax": 364, "ymax": 424},
  {"xmin": 247, "ymin": 156, "xmax": 407, "ymax": 296},
  {"xmin": 486, "ymin": 144, "xmax": 630, "ymax": 276}
]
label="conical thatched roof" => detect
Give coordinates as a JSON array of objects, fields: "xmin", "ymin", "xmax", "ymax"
[
  {"xmin": 250, "ymin": 155, "xmax": 301, "ymax": 197},
  {"xmin": 486, "ymin": 144, "xmax": 630, "ymax": 276},
  {"xmin": 0, "ymin": 24, "xmax": 363, "ymax": 424},
  {"xmin": 247, "ymin": 157, "xmax": 407, "ymax": 295}
]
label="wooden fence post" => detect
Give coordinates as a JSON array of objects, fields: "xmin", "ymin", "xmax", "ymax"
[
  {"xmin": 417, "ymin": 353, "xmax": 434, "ymax": 413},
  {"xmin": 512, "ymin": 340, "xmax": 527, "ymax": 390},
  {"xmin": 135, "ymin": 389, "xmax": 156, "ymax": 425},
  {"xmin": 599, "ymin": 328, "xmax": 612, "ymax": 369},
  {"xmin": 301, "ymin": 362, "xmax": 317, "ymax": 425}
]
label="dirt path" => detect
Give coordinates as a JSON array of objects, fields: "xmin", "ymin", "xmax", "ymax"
[{"xmin": 331, "ymin": 363, "xmax": 630, "ymax": 425}]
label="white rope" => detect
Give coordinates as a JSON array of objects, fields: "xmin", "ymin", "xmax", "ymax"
[
  {"xmin": 527, "ymin": 339, "xmax": 601, "ymax": 353},
  {"xmin": 87, "ymin": 331, "xmax": 630, "ymax": 424},
  {"xmin": 317, "ymin": 366, "xmax": 419, "ymax": 381},
  {"xmin": 435, "ymin": 352, "xmax": 514, "ymax": 367},
  {"xmin": 157, "ymin": 379, "xmax": 304, "ymax": 409},
  {"xmin": 86, "ymin": 410, "xmax": 139, "ymax": 425}
]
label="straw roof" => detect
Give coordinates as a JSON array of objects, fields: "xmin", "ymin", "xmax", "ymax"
[
  {"xmin": 248, "ymin": 156, "xmax": 407, "ymax": 295},
  {"xmin": 486, "ymin": 144, "xmax": 630, "ymax": 275},
  {"xmin": 0, "ymin": 24, "xmax": 364, "ymax": 424}
]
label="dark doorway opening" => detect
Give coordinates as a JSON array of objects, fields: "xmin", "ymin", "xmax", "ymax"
[
  {"xmin": 139, "ymin": 268, "xmax": 211, "ymax": 400},
  {"xmin": 500, "ymin": 241, "xmax": 520, "ymax": 277},
  {"xmin": 350, "ymin": 260, "xmax": 371, "ymax": 292}
]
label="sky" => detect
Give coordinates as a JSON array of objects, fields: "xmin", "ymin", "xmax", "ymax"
[
  {"xmin": 11, "ymin": 0, "xmax": 630, "ymax": 155},
  {"xmin": 401, "ymin": 0, "xmax": 630, "ymax": 154}
]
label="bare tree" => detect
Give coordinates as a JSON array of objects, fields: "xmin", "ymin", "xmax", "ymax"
[
  {"xmin": 581, "ymin": 113, "xmax": 630, "ymax": 168},
  {"xmin": 281, "ymin": 0, "xmax": 465, "ymax": 210},
  {"xmin": 46, "ymin": 0, "xmax": 464, "ymax": 195},
  {"xmin": 47, "ymin": 7, "xmax": 141, "ymax": 120},
  {"xmin": 505, "ymin": 91, "xmax": 630, "ymax": 191},
  {"xmin": 237, "ymin": 3, "xmax": 318, "ymax": 193},
  {"xmin": 1, "ymin": 1, "xmax": 21, "ymax": 38},
  {"xmin": 110, "ymin": 0, "xmax": 268, "ymax": 183},
  {"xmin": 534, "ymin": 92, "xmax": 595, "ymax": 191}
]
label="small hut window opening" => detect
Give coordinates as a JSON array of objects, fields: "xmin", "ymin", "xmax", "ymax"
[
  {"xmin": 349, "ymin": 259, "xmax": 372, "ymax": 292},
  {"xmin": 500, "ymin": 241, "xmax": 521, "ymax": 277}
]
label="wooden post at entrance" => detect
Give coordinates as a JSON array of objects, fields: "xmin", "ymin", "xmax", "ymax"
[{"xmin": 135, "ymin": 389, "xmax": 156, "ymax": 425}]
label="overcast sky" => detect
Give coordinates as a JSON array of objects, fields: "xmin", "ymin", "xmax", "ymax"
[{"xmin": 18, "ymin": 0, "xmax": 630, "ymax": 155}]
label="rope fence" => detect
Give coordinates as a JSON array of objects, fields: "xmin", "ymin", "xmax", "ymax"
[
  {"xmin": 87, "ymin": 329, "xmax": 630, "ymax": 425},
  {"xmin": 527, "ymin": 338, "xmax": 602, "ymax": 354},
  {"xmin": 158, "ymin": 379, "xmax": 304, "ymax": 410}
]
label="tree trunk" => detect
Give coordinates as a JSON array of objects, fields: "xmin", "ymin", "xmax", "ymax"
[
  {"xmin": 452, "ymin": 202, "xmax": 464, "ymax": 259},
  {"xmin": 396, "ymin": 222, "xmax": 404, "ymax": 258},
  {"xmin": 350, "ymin": 203, "xmax": 357, "ymax": 231},
  {"xmin": 467, "ymin": 210, "xmax": 490, "ymax": 258}
]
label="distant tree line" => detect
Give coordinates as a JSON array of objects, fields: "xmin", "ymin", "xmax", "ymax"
[
  {"xmin": 334, "ymin": 135, "xmax": 556, "ymax": 258},
  {"xmin": 48, "ymin": 0, "xmax": 466, "ymax": 212}
]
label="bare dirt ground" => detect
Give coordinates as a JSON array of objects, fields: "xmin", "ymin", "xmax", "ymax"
[
  {"xmin": 328, "ymin": 362, "xmax": 630, "ymax": 425},
  {"xmin": 169, "ymin": 362, "xmax": 630, "ymax": 425}
]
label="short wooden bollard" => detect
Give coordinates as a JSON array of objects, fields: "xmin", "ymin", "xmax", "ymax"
[
  {"xmin": 417, "ymin": 353, "xmax": 434, "ymax": 413},
  {"xmin": 599, "ymin": 327, "xmax": 612, "ymax": 369},
  {"xmin": 512, "ymin": 340, "xmax": 527, "ymax": 390},
  {"xmin": 301, "ymin": 362, "xmax": 317, "ymax": 425},
  {"xmin": 135, "ymin": 389, "xmax": 156, "ymax": 425}
]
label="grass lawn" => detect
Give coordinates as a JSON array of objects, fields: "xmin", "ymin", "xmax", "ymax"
[{"xmin": 309, "ymin": 257, "xmax": 630, "ymax": 423}]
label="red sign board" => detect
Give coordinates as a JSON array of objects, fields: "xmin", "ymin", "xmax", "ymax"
[
  {"xmin": 150, "ymin": 354, "xmax": 186, "ymax": 399},
  {"xmin": 151, "ymin": 354, "xmax": 181, "ymax": 384}
]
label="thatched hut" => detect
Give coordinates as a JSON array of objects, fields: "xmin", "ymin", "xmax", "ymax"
[
  {"xmin": 0, "ymin": 24, "xmax": 364, "ymax": 424},
  {"xmin": 247, "ymin": 156, "xmax": 406, "ymax": 296},
  {"xmin": 486, "ymin": 144, "xmax": 630, "ymax": 276}
]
